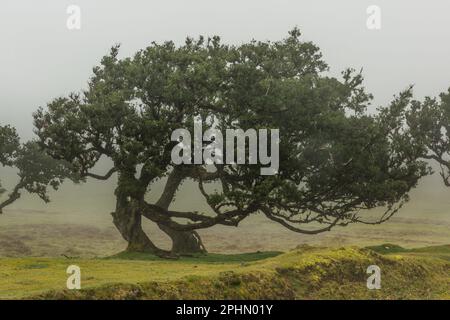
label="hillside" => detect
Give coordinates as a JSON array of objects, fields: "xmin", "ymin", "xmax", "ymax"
[{"xmin": 0, "ymin": 245, "xmax": 448, "ymax": 300}]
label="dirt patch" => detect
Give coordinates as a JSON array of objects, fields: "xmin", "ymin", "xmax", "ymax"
[
  {"xmin": 0, "ymin": 224, "xmax": 125, "ymax": 257},
  {"xmin": 0, "ymin": 237, "xmax": 32, "ymax": 256}
]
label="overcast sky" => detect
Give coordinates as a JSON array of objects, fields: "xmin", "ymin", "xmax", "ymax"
[
  {"xmin": 1, "ymin": 0, "xmax": 450, "ymax": 216},
  {"xmin": 1, "ymin": 0, "xmax": 449, "ymax": 138}
]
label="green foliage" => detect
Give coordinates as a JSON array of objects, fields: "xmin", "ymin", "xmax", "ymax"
[
  {"xmin": 0, "ymin": 125, "xmax": 19, "ymax": 166},
  {"xmin": 0, "ymin": 125, "xmax": 20, "ymax": 196},
  {"xmin": 14, "ymin": 245, "xmax": 448, "ymax": 300},
  {"xmin": 0, "ymin": 124, "xmax": 75, "ymax": 213},
  {"xmin": 403, "ymin": 88, "xmax": 450, "ymax": 187},
  {"xmin": 33, "ymin": 29, "xmax": 430, "ymax": 240}
]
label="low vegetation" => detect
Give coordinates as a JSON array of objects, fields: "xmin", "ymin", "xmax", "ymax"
[{"xmin": 0, "ymin": 244, "xmax": 447, "ymax": 300}]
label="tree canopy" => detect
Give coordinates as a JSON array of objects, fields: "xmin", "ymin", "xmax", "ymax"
[
  {"xmin": 404, "ymin": 88, "xmax": 450, "ymax": 186},
  {"xmin": 33, "ymin": 29, "xmax": 430, "ymax": 256},
  {"xmin": 0, "ymin": 125, "xmax": 73, "ymax": 213}
]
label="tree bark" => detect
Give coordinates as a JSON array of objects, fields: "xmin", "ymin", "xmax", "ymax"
[
  {"xmin": 112, "ymin": 168, "xmax": 206, "ymax": 256},
  {"xmin": 111, "ymin": 199, "xmax": 172, "ymax": 256},
  {"xmin": 112, "ymin": 171, "xmax": 172, "ymax": 257},
  {"xmin": 155, "ymin": 166, "xmax": 207, "ymax": 255},
  {"xmin": 158, "ymin": 224, "xmax": 206, "ymax": 255},
  {"xmin": 0, "ymin": 179, "xmax": 24, "ymax": 214}
]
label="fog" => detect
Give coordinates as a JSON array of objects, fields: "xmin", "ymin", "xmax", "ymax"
[{"xmin": 1, "ymin": 0, "xmax": 450, "ymax": 224}]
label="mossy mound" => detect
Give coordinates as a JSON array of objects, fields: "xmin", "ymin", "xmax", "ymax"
[
  {"xmin": 32, "ymin": 245, "xmax": 450, "ymax": 300},
  {"xmin": 365, "ymin": 243, "xmax": 409, "ymax": 254},
  {"xmin": 108, "ymin": 250, "xmax": 282, "ymax": 263},
  {"xmin": 367, "ymin": 243, "xmax": 450, "ymax": 261}
]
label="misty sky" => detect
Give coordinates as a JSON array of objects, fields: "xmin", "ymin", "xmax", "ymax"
[{"xmin": 1, "ymin": 0, "xmax": 450, "ymax": 217}]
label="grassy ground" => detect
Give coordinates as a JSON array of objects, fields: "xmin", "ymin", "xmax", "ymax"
[
  {"xmin": 2, "ymin": 172, "xmax": 450, "ymax": 257},
  {"xmin": 0, "ymin": 244, "xmax": 448, "ymax": 300},
  {"xmin": 1, "ymin": 166, "xmax": 449, "ymax": 299},
  {"xmin": 1, "ymin": 211, "xmax": 449, "ymax": 258},
  {"xmin": 1, "ymin": 194, "xmax": 449, "ymax": 300}
]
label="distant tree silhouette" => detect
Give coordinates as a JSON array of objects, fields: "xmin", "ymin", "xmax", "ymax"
[
  {"xmin": 0, "ymin": 124, "xmax": 73, "ymax": 213},
  {"xmin": 405, "ymin": 88, "xmax": 450, "ymax": 186}
]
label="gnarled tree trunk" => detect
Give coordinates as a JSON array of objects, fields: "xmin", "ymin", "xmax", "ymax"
[
  {"xmin": 112, "ymin": 199, "xmax": 171, "ymax": 256},
  {"xmin": 155, "ymin": 167, "xmax": 207, "ymax": 255},
  {"xmin": 113, "ymin": 168, "xmax": 206, "ymax": 257},
  {"xmin": 112, "ymin": 171, "xmax": 172, "ymax": 257},
  {"xmin": 158, "ymin": 224, "xmax": 206, "ymax": 255}
]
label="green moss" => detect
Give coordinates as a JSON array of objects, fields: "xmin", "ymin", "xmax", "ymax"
[
  {"xmin": 366, "ymin": 244, "xmax": 450, "ymax": 261},
  {"xmin": 108, "ymin": 250, "xmax": 282, "ymax": 263},
  {"xmin": 19, "ymin": 263, "xmax": 49, "ymax": 270},
  {"xmin": 365, "ymin": 243, "xmax": 408, "ymax": 254},
  {"xmin": 1, "ymin": 245, "xmax": 448, "ymax": 300}
]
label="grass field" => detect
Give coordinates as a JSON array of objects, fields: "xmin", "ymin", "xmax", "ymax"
[
  {"xmin": 1, "ymin": 179, "xmax": 449, "ymax": 300},
  {"xmin": 1, "ymin": 171, "xmax": 450, "ymax": 257},
  {"xmin": 0, "ymin": 244, "xmax": 448, "ymax": 300},
  {"xmin": 1, "ymin": 209, "xmax": 450, "ymax": 258}
]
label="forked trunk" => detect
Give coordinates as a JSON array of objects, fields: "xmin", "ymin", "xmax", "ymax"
[
  {"xmin": 112, "ymin": 199, "xmax": 169, "ymax": 257},
  {"xmin": 113, "ymin": 168, "xmax": 206, "ymax": 257},
  {"xmin": 158, "ymin": 224, "xmax": 207, "ymax": 255},
  {"xmin": 154, "ymin": 166, "xmax": 207, "ymax": 255}
]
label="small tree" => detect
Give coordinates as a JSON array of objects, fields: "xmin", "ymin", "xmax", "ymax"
[
  {"xmin": 34, "ymin": 29, "xmax": 429, "ymax": 256},
  {"xmin": 405, "ymin": 88, "xmax": 450, "ymax": 186},
  {"xmin": 0, "ymin": 125, "xmax": 73, "ymax": 213}
]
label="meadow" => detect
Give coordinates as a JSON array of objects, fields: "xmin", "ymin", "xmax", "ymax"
[
  {"xmin": 0, "ymin": 244, "xmax": 448, "ymax": 299},
  {"xmin": 0, "ymin": 173, "xmax": 449, "ymax": 299}
]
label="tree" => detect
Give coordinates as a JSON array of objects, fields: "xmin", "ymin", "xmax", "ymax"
[
  {"xmin": 0, "ymin": 124, "xmax": 73, "ymax": 214},
  {"xmin": 33, "ymin": 29, "xmax": 429, "ymax": 257},
  {"xmin": 405, "ymin": 88, "xmax": 450, "ymax": 186}
]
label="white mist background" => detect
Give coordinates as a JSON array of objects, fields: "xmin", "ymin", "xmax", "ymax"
[{"xmin": 0, "ymin": 0, "xmax": 449, "ymax": 226}]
